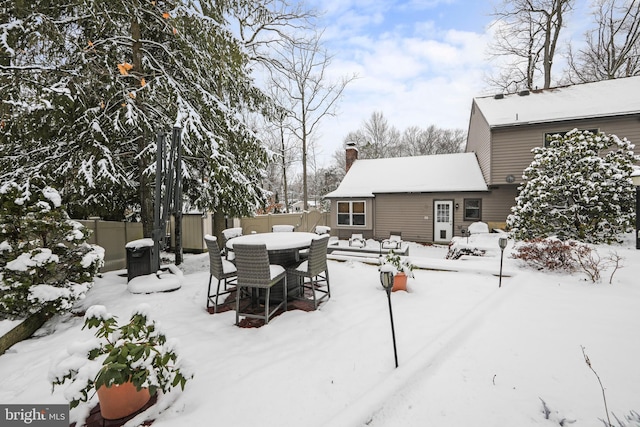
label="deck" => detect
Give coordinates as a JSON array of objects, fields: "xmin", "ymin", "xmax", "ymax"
[{"xmin": 326, "ymin": 238, "xmax": 409, "ymax": 257}]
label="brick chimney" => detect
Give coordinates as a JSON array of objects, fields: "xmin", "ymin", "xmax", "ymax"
[{"xmin": 345, "ymin": 142, "xmax": 358, "ymax": 173}]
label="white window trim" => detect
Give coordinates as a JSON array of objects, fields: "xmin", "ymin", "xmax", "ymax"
[{"xmin": 336, "ymin": 200, "xmax": 367, "ymax": 227}]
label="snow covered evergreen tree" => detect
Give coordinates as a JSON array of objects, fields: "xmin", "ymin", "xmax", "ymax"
[
  {"xmin": 0, "ymin": 1, "xmax": 276, "ymax": 235},
  {"xmin": 0, "ymin": 178, "xmax": 104, "ymax": 320},
  {"xmin": 507, "ymin": 129, "xmax": 639, "ymax": 243}
]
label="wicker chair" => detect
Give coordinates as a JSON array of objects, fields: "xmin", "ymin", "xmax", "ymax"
[
  {"xmin": 314, "ymin": 225, "xmax": 331, "ymax": 235},
  {"xmin": 288, "ymin": 235, "xmax": 331, "ymax": 309},
  {"xmin": 382, "ymin": 232, "xmax": 403, "ymax": 250},
  {"xmin": 233, "ymin": 243, "xmax": 287, "ymax": 325},
  {"xmin": 204, "ymin": 235, "xmax": 237, "ymax": 313},
  {"xmin": 221, "ymin": 227, "xmax": 243, "ymax": 260}
]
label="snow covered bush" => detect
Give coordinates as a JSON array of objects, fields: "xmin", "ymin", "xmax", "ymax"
[
  {"xmin": 512, "ymin": 238, "xmax": 579, "ymax": 271},
  {"xmin": 0, "ymin": 179, "xmax": 104, "ymax": 319},
  {"xmin": 513, "ymin": 238, "xmax": 623, "ymax": 283},
  {"xmin": 382, "ymin": 250, "xmax": 414, "ymax": 277},
  {"xmin": 446, "ymin": 245, "xmax": 486, "ymax": 260},
  {"xmin": 49, "ymin": 304, "xmax": 192, "ymax": 410},
  {"xmin": 507, "ymin": 129, "xmax": 639, "ymax": 244}
]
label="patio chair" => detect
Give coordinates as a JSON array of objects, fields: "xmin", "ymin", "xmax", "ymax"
[
  {"xmin": 288, "ymin": 235, "xmax": 331, "ymax": 309},
  {"xmin": 233, "ymin": 243, "xmax": 287, "ymax": 325},
  {"xmin": 314, "ymin": 225, "xmax": 331, "ymax": 235},
  {"xmin": 204, "ymin": 235, "xmax": 237, "ymax": 314},
  {"xmin": 349, "ymin": 233, "xmax": 365, "ymax": 247},
  {"xmin": 221, "ymin": 227, "xmax": 243, "ymax": 260},
  {"xmin": 381, "ymin": 232, "xmax": 403, "ymax": 250},
  {"xmin": 272, "ymin": 224, "xmax": 295, "ymax": 232}
]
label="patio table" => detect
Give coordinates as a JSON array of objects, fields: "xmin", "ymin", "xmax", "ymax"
[{"xmin": 226, "ymin": 232, "xmax": 318, "ymax": 299}]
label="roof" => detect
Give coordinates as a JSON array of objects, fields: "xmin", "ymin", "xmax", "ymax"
[
  {"xmin": 474, "ymin": 76, "xmax": 640, "ymax": 128},
  {"xmin": 324, "ymin": 152, "xmax": 488, "ymax": 198}
]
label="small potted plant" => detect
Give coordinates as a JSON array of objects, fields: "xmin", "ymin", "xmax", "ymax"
[
  {"xmin": 381, "ymin": 250, "xmax": 414, "ymax": 292},
  {"xmin": 50, "ymin": 304, "xmax": 192, "ymax": 421}
]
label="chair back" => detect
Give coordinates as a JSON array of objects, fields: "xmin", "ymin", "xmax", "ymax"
[
  {"xmin": 388, "ymin": 232, "xmax": 402, "ymax": 242},
  {"xmin": 222, "ymin": 227, "xmax": 243, "ymax": 239},
  {"xmin": 272, "ymin": 224, "xmax": 295, "ymax": 232},
  {"xmin": 234, "ymin": 243, "xmax": 272, "ymax": 287},
  {"xmin": 204, "ymin": 234, "xmax": 223, "ymax": 277},
  {"xmin": 314, "ymin": 225, "xmax": 331, "ymax": 235},
  {"xmin": 307, "ymin": 235, "xmax": 330, "ymax": 276}
]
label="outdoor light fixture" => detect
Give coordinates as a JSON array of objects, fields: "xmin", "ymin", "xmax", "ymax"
[
  {"xmin": 631, "ymin": 171, "xmax": 640, "ymax": 250},
  {"xmin": 379, "ymin": 269, "xmax": 399, "ymax": 368},
  {"xmin": 498, "ymin": 236, "xmax": 508, "ymax": 288}
]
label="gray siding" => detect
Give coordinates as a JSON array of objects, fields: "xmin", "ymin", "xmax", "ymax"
[
  {"xmin": 329, "ymin": 198, "xmax": 375, "ymax": 240},
  {"xmin": 490, "ymin": 115, "xmax": 640, "ymax": 186},
  {"xmin": 327, "ymin": 187, "xmax": 520, "ymax": 244},
  {"xmin": 466, "ymin": 101, "xmax": 492, "ymax": 183},
  {"xmin": 374, "ymin": 189, "xmax": 517, "ymax": 243},
  {"xmin": 375, "ymin": 193, "xmax": 434, "ymax": 242}
]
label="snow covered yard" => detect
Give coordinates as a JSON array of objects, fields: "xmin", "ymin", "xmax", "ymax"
[{"xmin": 1, "ymin": 233, "xmax": 639, "ymax": 427}]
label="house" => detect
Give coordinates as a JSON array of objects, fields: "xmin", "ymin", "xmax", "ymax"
[
  {"xmin": 466, "ymin": 75, "xmax": 640, "ymax": 231},
  {"xmin": 324, "ymin": 148, "xmax": 489, "ymax": 243},
  {"xmin": 324, "ymin": 76, "xmax": 640, "ymax": 244},
  {"xmin": 291, "ymin": 200, "xmax": 318, "ymax": 212}
]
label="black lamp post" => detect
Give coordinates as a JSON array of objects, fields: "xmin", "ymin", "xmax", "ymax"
[
  {"xmin": 498, "ymin": 236, "xmax": 508, "ymax": 288},
  {"xmin": 632, "ymin": 172, "xmax": 640, "ymax": 250},
  {"xmin": 379, "ymin": 269, "xmax": 399, "ymax": 368}
]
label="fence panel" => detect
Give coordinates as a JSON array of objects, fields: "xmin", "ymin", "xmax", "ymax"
[
  {"xmin": 77, "ymin": 219, "xmax": 143, "ymax": 272},
  {"xmin": 240, "ymin": 212, "xmax": 330, "ymax": 234}
]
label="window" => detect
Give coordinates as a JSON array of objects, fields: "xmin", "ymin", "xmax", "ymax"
[
  {"xmin": 464, "ymin": 199, "xmax": 482, "ymax": 221},
  {"xmin": 544, "ymin": 129, "xmax": 598, "ymax": 147},
  {"xmin": 337, "ymin": 201, "xmax": 366, "ymax": 226}
]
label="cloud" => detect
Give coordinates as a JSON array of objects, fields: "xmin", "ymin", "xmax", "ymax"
[{"xmin": 300, "ymin": 0, "xmax": 496, "ymax": 165}]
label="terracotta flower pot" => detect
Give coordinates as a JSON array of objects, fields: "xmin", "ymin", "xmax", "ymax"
[
  {"xmin": 392, "ymin": 272, "xmax": 407, "ymax": 292},
  {"xmin": 97, "ymin": 381, "xmax": 151, "ymax": 420}
]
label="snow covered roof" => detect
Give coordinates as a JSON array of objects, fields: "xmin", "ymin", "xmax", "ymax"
[
  {"xmin": 474, "ymin": 76, "xmax": 640, "ymax": 128},
  {"xmin": 324, "ymin": 152, "xmax": 488, "ymax": 198}
]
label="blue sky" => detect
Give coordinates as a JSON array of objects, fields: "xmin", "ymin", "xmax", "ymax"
[{"xmin": 302, "ymin": 0, "xmax": 591, "ymax": 166}]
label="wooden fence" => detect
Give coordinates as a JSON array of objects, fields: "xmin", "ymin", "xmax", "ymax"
[
  {"xmin": 78, "ymin": 211, "xmax": 330, "ymax": 272},
  {"xmin": 240, "ymin": 211, "xmax": 330, "ymax": 234},
  {"xmin": 78, "ymin": 219, "xmax": 143, "ymax": 272}
]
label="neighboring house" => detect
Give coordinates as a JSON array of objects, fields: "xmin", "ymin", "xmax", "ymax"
[
  {"xmin": 324, "ymin": 148, "xmax": 489, "ymax": 243},
  {"xmin": 466, "ymin": 75, "xmax": 640, "ymax": 232},
  {"xmin": 291, "ymin": 201, "xmax": 317, "ymax": 212},
  {"xmin": 325, "ymin": 76, "xmax": 640, "ymax": 244}
]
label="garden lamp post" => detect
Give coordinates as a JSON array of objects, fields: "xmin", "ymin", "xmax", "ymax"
[
  {"xmin": 498, "ymin": 236, "xmax": 508, "ymax": 288},
  {"xmin": 379, "ymin": 269, "xmax": 399, "ymax": 368},
  {"xmin": 632, "ymin": 171, "xmax": 640, "ymax": 250}
]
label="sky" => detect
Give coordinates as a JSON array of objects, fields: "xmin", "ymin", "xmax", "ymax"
[
  {"xmin": 302, "ymin": 0, "xmax": 592, "ymax": 167},
  {"xmin": 2, "ymin": 232, "xmax": 639, "ymax": 426}
]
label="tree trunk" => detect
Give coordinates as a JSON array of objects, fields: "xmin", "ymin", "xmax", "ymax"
[
  {"xmin": 131, "ymin": 18, "xmax": 152, "ymax": 237},
  {"xmin": 213, "ymin": 210, "xmax": 226, "ymax": 244},
  {"xmin": 280, "ymin": 124, "xmax": 289, "ymax": 213}
]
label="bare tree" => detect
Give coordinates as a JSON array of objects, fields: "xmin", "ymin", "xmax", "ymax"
[
  {"xmin": 336, "ymin": 112, "xmax": 465, "ymax": 165},
  {"xmin": 488, "ymin": 0, "xmax": 574, "ymax": 92},
  {"xmin": 567, "ymin": 0, "xmax": 640, "ymax": 83},
  {"xmin": 346, "ymin": 111, "xmax": 400, "ymax": 159},
  {"xmin": 270, "ymin": 32, "xmax": 356, "ymax": 210},
  {"xmin": 232, "ymin": 0, "xmax": 318, "ymax": 72}
]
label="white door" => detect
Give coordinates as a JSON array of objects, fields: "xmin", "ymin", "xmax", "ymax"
[{"xmin": 434, "ymin": 201, "xmax": 453, "ymax": 242}]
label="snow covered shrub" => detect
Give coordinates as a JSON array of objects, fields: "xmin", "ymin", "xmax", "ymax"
[
  {"xmin": 50, "ymin": 304, "xmax": 192, "ymax": 409},
  {"xmin": 446, "ymin": 246, "xmax": 486, "ymax": 260},
  {"xmin": 512, "ymin": 238, "xmax": 579, "ymax": 271},
  {"xmin": 507, "ymin": 129, "xmax": 639, "ymax": 244},
  {"xmin": 0, "ymin": 179, "xmax": 104, "ymax": 319},
  {"xmin": 446, "ymin": 239, "xmax": 486, "ymax": 260}
]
